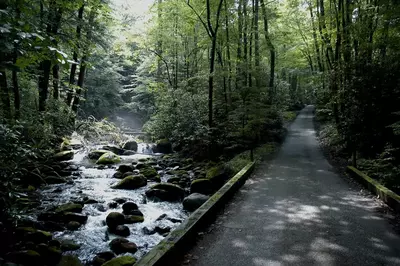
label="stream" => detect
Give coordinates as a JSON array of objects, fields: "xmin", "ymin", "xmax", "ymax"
[{"xmin": 26, "ymin": 138, "xmax": 189, "ymax": 264}]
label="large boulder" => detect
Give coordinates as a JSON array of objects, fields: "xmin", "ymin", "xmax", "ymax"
[
  {"xmin": 190, "ymin": 179, "xmax": 213, "ymax": 195},
  {"xmin": 54, "ymin": 151, "xmax": 74, "ymax": 161},
  {"xmin": 103, "ymin": 145, "xmax": 124, "ymax": 155},
  {"xmin": 101, "ymin": 256, "xmax": 137, "ymax": 266},
  {"xmin": 206, "ymin": 164, "xmax": 230, "ymax": 189},
  {"xmin": 111, "ymin": 175, "xmax": 147, "ymax": 190},
  {"xmin": 62, "ymin": 212, "xmax": 88, "ymax": 224},
  {"xmin": 183, "ymin": 193, "xmax": 210, "ymax": 211},
  {"xmin": 109, "ymin": 238, "xmax": 138, "ymax": 255},
  {"xmin": 122, "ymin": 202, "xmax": 138, "ymax": 215},
  {"xmin": 6, "ymin": 250, "xmax": 42, "ymax": 265},
  {"xmin": 92, "ymin": 251, "xmax": 115, "ymax": 266},
  {"xmin": 60, "ymin": 138, "xmax": 83, "ymax": 151},
  {"xmin": 154, "ymin": 139, "xmax": 173, "ymax": 154},
  {"xmin": 110, "ymin": 225, "xmax": 130, "ymax": 237},
  {"xmin": 140, "ymin": 166, "xmax": 160, "ymax": 182},
  {"xmin": 15, "ymin": 227, "xmax": 52, "ymax": 244},
  {"xmin": 55, "ymin": 203, "xmax": 83, "ymax": 213},
  {"xmin": 88, "ymin": 150, "xmax": 109, "ymax": 160},
  {"xmin": 124, "ymin": 215, "xmax": 144, "ymax": 224},
  {"xmin": 96, "ymin": 152, "xmax": 121, "ymax": 165},
  {"xmin": 122, "ymin": 140, "xmax": 138, "ymax": 151},
  {"xmin": 106, "ymin": 212, "xmax": 125, "ymax": 229},
  {"xmin": 146, "ymin": 183, "xmax": 184, "ymax": 202},
  {"xmin": 57, "ymin": 255, "xmax": 83, "ymax": 266},
  {"xmin": 117, "ymin": 164, "xmax": 134, "ymax": 174}
]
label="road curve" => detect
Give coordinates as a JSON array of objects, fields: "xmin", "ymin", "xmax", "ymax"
[{"xmin": 182, "ymin": 106, "xmax": 400, "ymax": 266}]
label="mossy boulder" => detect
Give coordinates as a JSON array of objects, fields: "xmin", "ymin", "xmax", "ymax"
[
  {"xmin": 117, "ymin": 164, "xmax": 134, "ymax": 174},
  {"xmin": 103, "ymin": 145, "xmax": 124, "ymax": 155},
  {"xmin": 140, "ymin": 166, "xmax": 160, "ymax": 182},
  {"xmin": 88, "ymin": 150, "xmax": 109, "ymax": 160},
  {"xmin": 190, "ymin": 178, "xmax": 213, "ymax": 195},
  {"xmin": 61, "ymin": 138, "xmax": 83, "ymax": 151},
  {"xmin": 111, "ymin": 175, "xmax": 147, "ymax": 190},
  {"xmin": 57, "ymin": 255, "xmax": 83, "ymax": 266},
  {"xmin": 92, "ymin": 251, "xmax": 115, "ymax": 266},
  {"xmin": 110, "ymin": 225, "xmax": 130, "ymax": 237},
  {"xmin": 60, "ymin": 240, "xmax": 81, "ymax": 251},
  {"xmin": 122, "ymin": 140, "xmax": 138, "ymax": 151},
  {"xmin": 55, "ymin": 203, "xmax": 83, "ymax": 213},
  {"xmin": 15, "ymin": 227, "xmax": 52, "ymax": 243},
  {"xmin": 206, "ymin": 164, "xmax": 230, "ymax": 189},
  {"xmin": 96, "ymin": 152, "xmax": 121, "ymax": 165},
  {"xmin": 106, "ymin": 212, "xmax": 125, "ymax": 229},
  {"xmin": 124, "ymin": 215, "xmax": 144, "ymax": 224},
  {"xmin": 183, "ymin": 193, "xmax": 210, "ymax": 211},
  {"xmin": 121, "ymin": 202, "xmax": 138, "ymax": 214},
  {"xmin": 146, "ymin": 183, "xmax": 184, "ymax": 202},
  {"xmin": 54, "ymin": 151, "xmax": 74, "ymax": 161},
  {"xmin": 109, "ymin": 238, "xmax": 138, "ymax": 255},
  {"xmin": 67, "ymin": 221, "xmax": 81, "ymax": 231},
  {"xmin": 62, "ymin": 212, "xmax": 88, "ymax": 224},
  {"xmin": 37, "ymin": 244, "xmax": 62, "ymax": 265},
  {"xmin": 167, "ymin": 177, "xmax": 181, "ymax": 183},
  {"xmin": 154, "ymin": 139, "xmax": 173, "ymax": 154},
  {"xmin": 102, "ymin": 256, "xmax": 137, "ymax": 266},
  {"xmin": 6, "ymin": 250, "xmax": 42, "ymax": 265}
]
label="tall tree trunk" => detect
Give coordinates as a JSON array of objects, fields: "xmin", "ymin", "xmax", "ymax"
[
  {"xmin": 243, "ymin": 0, "xmax": 248, "ymax": 87},
  {"xmin": 38, "ymin": 2, "xmax": 62, "ymax": 111},
  {"xmin": 254, "ymin": 0, "xmax": 260, "ymax": 88},
  {"xmin": 71, "ymin": 56, "xmax": 87, "ymax": 113},
  {"xmin": 66, "ymin": 4, "xmax": 84, "ymax": 106},
  {"xmin": 0, "ymin": 70, "xmax": 11, "ymax": 120},
  {"xmin": 308, "ymin": 0, "xmax": 323, "ymax": 71},
  {"xmin": 12, "ymin": 0, "xmax": 21, "ymax": 119},
  {"xmin": 236, "ymin": 0, "xmax": 243, "ymax": 91},
  {"xmin": 224, "ymin": 0, "xmax": 232, "ymax": 108},
  {"xmin": 157, "ymin": 0, "xmax": 163, "ymax": 81},
  {"xmin": 260, "ymin": 0, "xmax": 275, "ymax": 100},
  {"xmin": 52, "ymin": 64, "xmax": 59, "ymax": 99}
]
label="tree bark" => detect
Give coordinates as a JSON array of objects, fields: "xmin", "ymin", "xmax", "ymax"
[
  {"xmin": 66, "ymin": 4, "xmax": 84, "ymax": 106},
  {"xmin": 254, "ymin": 0, "xmax": 260, "ymax": 88}
]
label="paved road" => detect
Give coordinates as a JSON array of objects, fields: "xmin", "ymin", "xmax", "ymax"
[{"xmin": 182, "ymin": 106, "xmax": 400, "ymax": 266}]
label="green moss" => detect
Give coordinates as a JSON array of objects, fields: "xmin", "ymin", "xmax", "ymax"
[
  {"xmin": 96, "ymin": 152, "xmax": 121, "ymax": 165},
  {"xmin": 54, "ymin": 151, "xmax": 74, "ymax": 161},
  {"xmin": 124, "ymin": 215, "xmax": 144, "ymax": 223},
  {"xmin": 101, "ymin": 256, "xmax": 136, "ymax": 266},
  {"xmin": 112, "ymin": 175, "xmax": 147, "ymax": 190},
  {"xmin": 56, "ymin": 255, "xmax": 83, "ymax": 266},
  {"xmin": 157, "ymin": 138, "xmax": 169, "ymax": 145},
  {"xmin": 282, "ymin": 111, "xmax": 297, "ymax": 122},
  {"xmin": 55, "ymin": 203, "xmax": 83, "ymax": 213},
  {"xmin": 140, "ymin": 166, "xmax": 160, "ymax": 180},
  {"xmin": 88, "ymin": 150, "xmax": 109, "ymax": 160}
]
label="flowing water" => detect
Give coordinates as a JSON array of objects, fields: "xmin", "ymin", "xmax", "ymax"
[{"xmin": 32, "ymin": 138, "xmax": 188, "ymax": 263}]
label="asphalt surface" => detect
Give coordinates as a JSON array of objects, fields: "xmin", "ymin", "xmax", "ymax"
[{"xmin": 181, "ymin": 106, "xmax": 400, "ymax": 266}]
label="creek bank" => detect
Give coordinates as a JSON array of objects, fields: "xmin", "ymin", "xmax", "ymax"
[{"xmin": 3, "ymin": 136, "xmax": 244, "ymax": 265}]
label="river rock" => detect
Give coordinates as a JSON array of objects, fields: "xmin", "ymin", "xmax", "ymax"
[
  {"xmin": 134, "ymin": 162, "xmax": 146, "ymax": 169},
  {"xmin": 37, "ymin": 244, "xmax": 62, "ymax": 265},
  {"xmin": 106, "ymin": 212, "xmax": 125, "ymax": 229},
  {"xmin": 113, "ymin": 172, "xmax": 123, "ymax": 179},
  {"xmin": 111, "ymin": 175, "xmax": 147, "ymax": 190},
  {"xmin": 206, "ymin": 164, "xmax": 230, "ymax": 189},
  {"xmin": 57, "ymin": 255, "xmax": 83, "ymax": 266},
  {"xmin": 62, "ymin": 212, "xmax": 88, "ymax": 224},
  {"xmin": 154, "ymin": 139, "xmax": 173, "ymax": 154},
  {"xmin": 122, "ymin": 150, "xmax": 136, "ymax": 156},
  {"xmin": 88, "ymin": 150, "xmax": 109, "ymax": 160},
  {"xmin": 15, "ymin": 227, "xmax": 52, "ymax": 243},
  {"xmin": 140, "ymin": 166, "xmax": 160, "ymax": 182},
  {"xmin": 67, "ymin": 221, "xmax": 81, "ymax": 231},
  {"xmin": 183, "ymin": 193, "xmax": 210, "ymax": 211},
  {"xmin": 190, "ymin": 179, "xmax": 213, "ymax": 195},
  {"xmin": 96, "ymin": 152, "xmax": 121, "ymax": 165},
  {"xmin": 146, "ymin": 183, "xmax": 185, "ymax": 202},
  {"xmin": 60, "ymin": 240, "xmax": 81, "ymax": 251},
  {"xmin": 123, "ymin": 171, "xmax": 139, "ymax": 178},
  {"xmin": 154, "ymin": 225, "xmax": 171, "ymax": 235},
  {"xmin": 6, "ymin": 250, "xmax": 42, "ymax": 265},
  {"xmin": 54, "ymin": 151, "xmax": 74, "ymax": 161},
  {"xmin": 124, "ymin": 215, "xmax": 144, "ymax": 224},
  {"xmin": 103, "ymin": 145, "xmax": 124, "ymax": 155},
  {"xmin": 109, "ymin": 238, "xmax": 138, "ymax": 255},
  {"xmin": 55, "ymin": 203, "xmax": 83, "ymax": 213},
  {"xmin": 121, "ymin": 202, "xmax": 138, "ymax": 214},
  {"xmin": 92, "ymin": 251, "xmax": 115, "ymax": 266},
  {"xmin": 122, "ymin": 140, "xmax": 138, "ymax": 151},
  {"xmin": 117, "ymin": 164, "xmax": 134, "ymax": 174},
  {"xmin": 110, "ymin": 225, "xmax": 130, "ymax": 237},
  {"xmin": 101, "ymin": 255, "xmax": 137, "ymax": 266},
  {"xmin": 167, "ymin": 177, "xmax": 181, "ymax": 183}
]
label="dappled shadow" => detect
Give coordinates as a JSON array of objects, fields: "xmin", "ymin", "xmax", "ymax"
[{"xmin": 180, "ymin": 106, "xmax": 400, "ymax": 266}]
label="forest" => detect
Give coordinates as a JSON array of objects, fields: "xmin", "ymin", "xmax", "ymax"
[{"xmin": 0, "ymin": 0, "xmax": 400, "ymax": 264}]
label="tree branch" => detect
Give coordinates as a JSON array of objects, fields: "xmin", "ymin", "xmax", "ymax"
[
  {"xmin": 149, "ymin": 49, "xmax": 173, "ymax": 87},
  {"xmin": 186, "ymin": 0, "xmax": 212, "ymax": 39}
]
